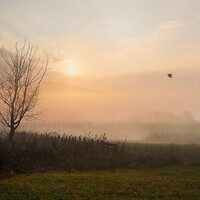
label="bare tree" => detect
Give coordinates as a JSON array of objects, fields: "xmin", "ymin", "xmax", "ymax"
[{"xmin": 0, "ymin": 41, "xmax": 48, "ymax": 143}]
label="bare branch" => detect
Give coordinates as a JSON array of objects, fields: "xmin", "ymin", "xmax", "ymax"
[{"xmin": 0, "ymin": 41, "xmax": 48, "ymax": 143}]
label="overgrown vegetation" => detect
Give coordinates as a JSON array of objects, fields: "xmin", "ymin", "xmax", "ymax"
[
  {"xmin": 0, "ymin": 131, "xmax": 123, "ymax": 176},
  {"xmin": 1, "ymin": 131, "xmax": 200, "ymax": 177}
]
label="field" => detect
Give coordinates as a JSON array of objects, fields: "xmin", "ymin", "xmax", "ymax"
[
  {"xmin": 1, "ymin": 167, "xmax": 200, "ymax": 200},
  {"xmin": 1, "ymin": 130, "xmax": 200, "ymax": 200}
]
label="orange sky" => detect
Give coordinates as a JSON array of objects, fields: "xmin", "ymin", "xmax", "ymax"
[{"xmin": 1, "ymin": 0, "xmax": 200, "ymax": 122}]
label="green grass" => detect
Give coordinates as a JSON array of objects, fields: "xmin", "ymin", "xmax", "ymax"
[{"xmin": 1, "ymin": 167, "xmax": 200, "ymax": 200}]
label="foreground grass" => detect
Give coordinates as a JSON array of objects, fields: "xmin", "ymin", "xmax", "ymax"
[{"xmin": 0, "ymin": 167, "xmax": 200, "ymax": 200}]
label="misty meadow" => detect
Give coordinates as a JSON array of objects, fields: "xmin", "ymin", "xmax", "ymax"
[{"xmin": 1, "ymin": 0, "xmax": 200, "ymax": 199}]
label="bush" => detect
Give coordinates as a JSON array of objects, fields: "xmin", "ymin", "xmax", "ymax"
[
  {"xmin": 0, "ymin": 131, "xmax": 122, "ymax": 174},
  {"xmin": 1, "ymin": 131, "xmax": 200, "ymax": 177}
]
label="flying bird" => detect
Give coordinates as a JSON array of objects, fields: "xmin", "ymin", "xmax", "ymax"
[{"xmin": 167, "ymin": 73, "xmax": 173, "ymax": 78}]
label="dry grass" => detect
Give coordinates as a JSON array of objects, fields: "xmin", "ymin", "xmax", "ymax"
[{"xmin": 1, "ymin": 131, "xmax": 200, "ymax": 177}]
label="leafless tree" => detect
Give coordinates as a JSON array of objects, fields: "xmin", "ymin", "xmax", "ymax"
[{"xmin": 0, "ymin": 41, "xmax": 48, "ymax": 143}]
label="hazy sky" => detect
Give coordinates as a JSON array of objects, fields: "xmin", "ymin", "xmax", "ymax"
[{"xmin": 1, "ymin": 0, "xmax": 200, "ymax": 121}]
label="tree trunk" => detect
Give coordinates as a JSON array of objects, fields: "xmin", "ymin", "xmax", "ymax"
[{"xmin": 9, "ymin": 126, "xmax": 15, "ymax": 144}]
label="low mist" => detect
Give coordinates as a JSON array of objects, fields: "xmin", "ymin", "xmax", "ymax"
[{"xmin": 19, "ymin": 110, "xmax": 200, "ymax": 144}]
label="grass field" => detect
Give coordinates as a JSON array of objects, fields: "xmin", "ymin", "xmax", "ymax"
[{"xmin": 1, "ymin": 167, "xmax": 200, "ymax": 200}]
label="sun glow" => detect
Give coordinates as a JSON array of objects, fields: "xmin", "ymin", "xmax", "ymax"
[
  {"xmin": 67, "ymin": 65, "xmax": 78, "ymax": 75},
  {"xmin": 61, "ymin": 59, "xmax": 79, "ymax": 75}
]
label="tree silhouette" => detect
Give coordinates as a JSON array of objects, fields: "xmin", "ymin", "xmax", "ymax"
[{"xmin": 0, "ymin": 41, "xmax": 48, "ymax": 143}]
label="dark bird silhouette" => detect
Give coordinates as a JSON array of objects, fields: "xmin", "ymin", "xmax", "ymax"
[{"xmin": 167, "ymin": 73, "xmax": 173, "ymax": 78}]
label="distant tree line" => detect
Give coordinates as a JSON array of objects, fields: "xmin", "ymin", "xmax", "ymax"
[{"xmin": 131, "ymin": 111, "xmax": 194, "ymax": 123}]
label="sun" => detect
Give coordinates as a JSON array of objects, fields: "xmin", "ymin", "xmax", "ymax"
[
  {"xmin": 61, "ymin": 59, "xmax": 79, "ymax": 75},
  {"xmin": 67, "ymin": 65, "xmax": 78, "ymax": 75}
]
